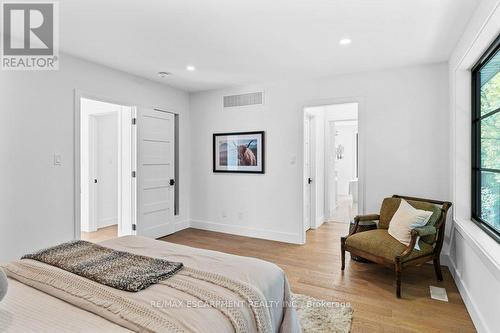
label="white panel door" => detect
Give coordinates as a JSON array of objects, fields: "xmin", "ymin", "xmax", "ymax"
[
  {"xmin": 304, "ymin": 116, "xmax": 311, "ymax": 231},
  {"xmin": 136, "ymin": 108, "xmax": 175, "ymax": 238}
]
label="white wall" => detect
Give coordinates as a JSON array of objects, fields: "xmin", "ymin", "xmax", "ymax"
[
  {"xmin": 189, "ymin": 63, "xmax": 449, "ymax": 244},
  {"xmin": 0, "ymin": 53, "xmax": 190, "ymax": 262},
  {"xmin": 324, "ymin": 103, "xmax": 358, "ymax": 121},
  {"xmin": 447, "ymin": 1, "xmax": 500, "ymax": 332}
]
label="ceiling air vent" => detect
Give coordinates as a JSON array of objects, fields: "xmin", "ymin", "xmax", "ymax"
[{"xmin": 223, "ymin": 92, "xmax": 264, "ymax": 108}]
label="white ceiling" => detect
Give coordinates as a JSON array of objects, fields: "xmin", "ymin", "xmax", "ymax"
[{"xmin": 59, "ymin": 0, "xmax": 480, "ymax": 92}]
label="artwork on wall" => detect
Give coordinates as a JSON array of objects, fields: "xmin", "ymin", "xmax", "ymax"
[{"xmin": 213, "ymin": 131, "xmax": 265, "ymax": 173}]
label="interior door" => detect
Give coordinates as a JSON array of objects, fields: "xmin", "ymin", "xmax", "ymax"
[
  {"xmin": 135, "ymin": 108, "xmax": 175, "ymax": 238},
  {"xmin": 89, "ymin": 115, "xmax": 98, "ymax": 232},
  {"xmin": 304, "ymin": 115, "xmax": 311, "ymax": 231}
]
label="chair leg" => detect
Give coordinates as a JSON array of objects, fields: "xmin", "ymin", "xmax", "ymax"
[
  {"xmin": 340, "ymin": 237, "xmax": 346, "ymax": 271},
  {"xmin": 395, "ymin": 261, "xmax": 402, "ymax": 298},
  {"xmin": 433, "ymin": 257, "xmax": 443, "ymax": 282}
]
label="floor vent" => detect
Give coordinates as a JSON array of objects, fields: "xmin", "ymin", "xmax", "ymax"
[{"xmin": 223, "ymin": 92, "xmax": 264, "ymax": 108}]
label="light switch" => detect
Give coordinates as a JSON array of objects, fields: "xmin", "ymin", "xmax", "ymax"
[{"xmin": 54, "ymin": 154, "xmax": 62, "ymax": 166}]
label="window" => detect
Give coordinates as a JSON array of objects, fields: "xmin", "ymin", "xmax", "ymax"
[{"xmin": 472, "ymin": 34, "xmax": 500, "ymax": 243}]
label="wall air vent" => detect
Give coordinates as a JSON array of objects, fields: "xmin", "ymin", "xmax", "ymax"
[{"xmin": 223, "ymin": 92, "xmax": 264, "ymax": 108}]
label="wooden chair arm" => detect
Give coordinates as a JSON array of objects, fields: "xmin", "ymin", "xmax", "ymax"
[
  {"xmin": 355, "ymin": 214, "xmax": 381, "ymax": 222},
  {"xmin": 347, "ymin": 214, "xmax": 380, "ymax": 237},
  {"xmin": 397, "ymin": 230, "xmax": 419, "ymax": 259}
]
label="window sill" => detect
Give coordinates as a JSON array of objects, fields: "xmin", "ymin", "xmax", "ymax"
[
  {"xmin": 470, "ymin": 217, "xmax": 500, "ymax": 243},
  {"xmin": 454, "ymin": 218, "xmax": 500, "ymax": 281}
]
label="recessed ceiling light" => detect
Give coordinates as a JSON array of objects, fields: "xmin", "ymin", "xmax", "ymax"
[
  {"xmin": 158, "ymin": 71, "xmax": 170, "ymax": 78},
  {"xmin": 186, "ymin": 65, "xmax": 196, "ymax": 71},
  {"xmin": 339, "ymin": 38, "xmax": 352, "ymax": 46}
]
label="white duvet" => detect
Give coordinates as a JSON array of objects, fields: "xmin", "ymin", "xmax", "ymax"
[{"xmin": 0, "ymin": 236, "xmax": 300, "ymax": 333}]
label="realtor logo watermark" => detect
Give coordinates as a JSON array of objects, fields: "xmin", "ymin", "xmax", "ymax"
[{"xmin": 1, "ymin": 1, "xmax": 59, "ymax": 70}]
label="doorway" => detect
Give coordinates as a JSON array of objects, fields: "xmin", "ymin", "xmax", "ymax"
[
  {"xmin": 303, "ymin": 102, "xmax": 362, "ymax": 235},
  {"xmin": 327, "ymin": 119, "xmax": 358, "ymax": 224},
  {"xmin": 75, "ymin": 94, "xmax": 179, "ymax": 242},
  {"xmin": 79, "ymin": 97, "xmax": 134, "ymax": 242}
]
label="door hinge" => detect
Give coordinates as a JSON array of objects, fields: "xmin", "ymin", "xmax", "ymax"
[
  {"xmin": 132, "ymin": 171, "xmax": 136, "ymax": 178},
  {"xmin": 132, "ymin": 118, "xmax": 137, "ymax": 125},
  {"xmin": 132, "ymin": 224, "xmax": 136, "ymax": 231}
]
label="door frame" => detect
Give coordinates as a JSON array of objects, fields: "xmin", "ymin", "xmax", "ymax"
[
  {"xmin": 74, "ymin": 89, "xmax": 136, "ymax": 239},
  {"xmin": 300, "ymin": 97, "xmax": 366, "ymax": 244}
]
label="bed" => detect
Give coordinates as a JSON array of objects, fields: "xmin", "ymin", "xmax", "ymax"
[{"xmin": 0, "ymin": 236, "xmax": 300, "ymax": 333}]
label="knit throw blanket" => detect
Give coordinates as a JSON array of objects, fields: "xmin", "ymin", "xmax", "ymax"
[
  {"xmin": 22, "ymin": 240, "xmax": 183, "ymax": 292},
  {"xmin": 4, "ymin": 256, "xmax": 274, "ymax": 333}
]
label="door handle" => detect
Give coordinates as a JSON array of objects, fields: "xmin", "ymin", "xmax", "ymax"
[
  {"xmin": 308, "ymin": 178, "xmax": 312, "ymax": 184},
  {"xmin": 169, "ymin": 179, "xmax": 175, "ymax": 186},
  {"xmin": 94, "ymin": 179, "xmax": 98, "ymax": 184}
]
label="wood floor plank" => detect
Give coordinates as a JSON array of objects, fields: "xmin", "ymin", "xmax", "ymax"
[
  {"xmin": 81, "ymin": 225, "xmax": 118, "ymax": 243},
  {"xmin": 161, "ymin": 222, "xmax": 476, "ymax": 333}
]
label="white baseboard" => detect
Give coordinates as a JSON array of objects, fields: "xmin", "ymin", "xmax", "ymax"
[
  {"xmin": 311, "ymin": 215, "xmax": 325, "ymax": 229},
  {"xmin": 190, "ymin": 219, "xmax": 302, "ymax": 244},
  {"xmin": 81, "ymin": 217, "xmax": 117, "ymax": 233},
  {"xmin": 81, "ymin": 225, "xmax": 94, "ymax": 233},
  {"xmin": 440, "ymin": 253, "xmax": 452, "ymax": 268},
  {"xmin": 97, "ymin": 217, "xmax": 118, "ymax": 229},
  {"xmin": 444, "ymin": 254, "xmax": 488, "ymax": 333}
]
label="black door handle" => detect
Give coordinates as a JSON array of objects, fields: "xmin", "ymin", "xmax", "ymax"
[
  {"xmin": 94, "ymin": 179, "xmax": 98, "ymax": 184},
  {"xmin": 169, "ymin": 179, "xmax": 175, "ymax": 186},
  {"xmin": 308, "ymin": 178, "xmax": 312, "ymax": 184}
]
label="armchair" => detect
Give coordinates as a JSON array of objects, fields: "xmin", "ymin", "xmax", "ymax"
[{"xmin": 340, "ymin": 195, "xmax": 452, "ymax": 298}]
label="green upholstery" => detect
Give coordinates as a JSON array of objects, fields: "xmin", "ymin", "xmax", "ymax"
[
  {"xmin": 377, "ymin": 197, "xmax": 442, "ymax": 244},
  {"xmin": 345, "ymin": 229, "xmax": 434, "ymax": 263},
  {"xmin": 414, "ymin": 225, "xmax": 437, "ymax": 237},
  {"xmin": 415, "ymin": 203, "xmax": 441, "ymax": 243},
  {"xmin": 378, "ymin": 198, "xmax": 401, "ymax": 229}
]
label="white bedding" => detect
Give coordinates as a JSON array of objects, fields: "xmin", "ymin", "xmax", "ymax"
[{"xmin": 0, "ymin": 236, "xmax": 300, "ymax": 333}]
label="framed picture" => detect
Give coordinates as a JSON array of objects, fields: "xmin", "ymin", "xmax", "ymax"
[{"xmin": 213, "ymin": 131, "xmax": 265, "ymax": 173}]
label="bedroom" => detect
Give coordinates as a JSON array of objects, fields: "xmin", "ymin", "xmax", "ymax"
[{"xmin": 0, "ymin": 0, "xmax": 499, "ymax": 332}]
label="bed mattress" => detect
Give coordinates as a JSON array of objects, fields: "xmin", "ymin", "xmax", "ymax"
[{"xmin": 0, "ymin": 236, "xmax": 299, "ymax": 333}]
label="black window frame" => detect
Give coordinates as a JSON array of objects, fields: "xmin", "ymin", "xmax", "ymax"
[{"xmin": 471, "ymin": 34, "xmax": 500, "ymax": 243}]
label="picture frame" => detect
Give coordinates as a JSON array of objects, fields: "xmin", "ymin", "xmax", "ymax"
[{"xmin": 213, "ymin": 131, "xmax": 265, "ymax": 173}]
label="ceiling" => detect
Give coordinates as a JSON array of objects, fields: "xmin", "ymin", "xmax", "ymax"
[{"xmin": 58, "ymin": 0, "xmax": 480, "ymax": 92}]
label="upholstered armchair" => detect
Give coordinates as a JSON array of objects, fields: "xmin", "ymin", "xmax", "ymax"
[{"xmin": 341, "ymin": 195, "xmax": 452, "ymax": 298}]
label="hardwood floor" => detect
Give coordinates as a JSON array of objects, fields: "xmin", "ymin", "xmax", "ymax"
[
  {"xmin": 81, "ymin": 225, "xmax": 117, "ymax": 243},
  {"xmin": 161, "ymin": 223, "xmax": 476, "ymax": 333}
]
